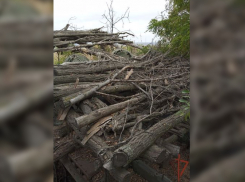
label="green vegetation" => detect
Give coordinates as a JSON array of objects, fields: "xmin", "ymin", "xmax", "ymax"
[
  {"xmin": 53, "ymin": 51, "xmax": 73, "ymax": 65},
  {"xmin": 147, "ymin": 0, "xmax": 190, "ymax": 57},
  {"xmin": 176, "ymin": 90, "xmax": 190, "ymax": 121}
]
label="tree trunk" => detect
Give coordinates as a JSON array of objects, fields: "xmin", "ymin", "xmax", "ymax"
[
  {"xmin": 141, "ymin": 145, "xmax": 169, "ymax": 164},
  {"xmin": 59, "ymin": 84, "xmax": 140, "ymax": 106},
  {"xmin": 75, "ymin": 96, "xmax": 145, "ymax": 128},
  {"xmin": 112, "ymin": 111, "xmax": 185, "ymax": 167},
  {"xmin": 132, "ymin": 160, "xmax": 172, "ymax": 182},
  {"xmin": 54, "ymin": 74, "xmax": 107, "ymax": 85}
]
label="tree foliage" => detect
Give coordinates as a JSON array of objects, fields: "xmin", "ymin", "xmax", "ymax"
[{"xmin": 147, "ymin": 0, "xmax": 190, "ymax": 57}]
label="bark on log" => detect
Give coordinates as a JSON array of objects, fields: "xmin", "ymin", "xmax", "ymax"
[
  {"xmin": 78, "ymin": 101, "xmax": 132, "ymax": 182},
  {"xmin": 132, "ymin": 160, "xmax": 172, "ymax": 182},
  {"xmin": 54, "ymin": 137, "xmax": 77, "ymax": 162},
  {"xmin": 63, "ymin": 66, "xmax": 130, "ymax": 108},
  {"xmin": 54, "ymin": 74, "xmax": 107, "ymax": 85},
  {"xmin": 54, "ymin": 63, "xmax": 125, "ymax": 76},
  {"xmin": 54, "ymin": 37, "xmax": 127, "ymax": 47},
  {"xmin": 112, "ymin": 111, "xmax": 185, "ymax": 167},
  {"xmin": 54, "ymin": 109, "xmax": 81, "ymax": 139},
  {"xmin": 103, "ymin": 161, "xmax": 131, "ymax": 182},
  {"xmin": 75, "ymin": 96, "xmax": 145, "ymax": 128},
  {"xmin": 141, "ymin": 145, "xmax": 169, "ymax": 164},
  {"xmin": 59, "ymin": 84, "xmax": 140, "ymax": 107},
  {"xmin": 54, "ymin": 87, "xmax": 88, "ymax": 101}
]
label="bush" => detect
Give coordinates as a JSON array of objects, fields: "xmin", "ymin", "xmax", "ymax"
[{"xmin": 147, "ymin": 0, "xmax": 190, "ymax": 57}]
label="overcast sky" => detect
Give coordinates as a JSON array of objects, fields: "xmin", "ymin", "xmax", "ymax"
[{"xmin": 54, "ymin": 0, "xmax": 167, "ymax": 43}]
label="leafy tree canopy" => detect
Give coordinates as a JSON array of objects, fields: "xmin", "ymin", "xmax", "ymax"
[{"xmin": 147, "ymin": 0, "xmax": 190, "ymax": 57}]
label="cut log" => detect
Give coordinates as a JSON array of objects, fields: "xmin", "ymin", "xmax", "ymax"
[
  {"xmin": 60, "ymin": 84, "xmax": 140, "ymax": 106},
  {"xmin": 77, "ymin": 103, "xmax": 132, "ymax": 182},
  {"xmin": 132, "ymin": 160, "xmax": 172, "ymax": 182},
  {"xmin": 54, "ymin": 40, "xmax": 133, "ymax": 52},
  {"xmin": 54, "ymin": 74, "xmax": 107, "ymax": 85},
  {"xmin": 141, "ymin": 145, "xmax": 169, "ymax": 164},
  {"xmin": 66, "ymin": 66, "xmax": 130, "ymax": 108},
  {"xmin": 54, "ymin": 63, "xmax": 125, "ymax": 76},
  {"xmin": 54, "ymin": 137, "xmax": 77, "ymax": 162},
  {"xmin": 112, "ymin": 111, "xmax": 185, "ymax": 167},
  {"xmin": 54, "ymin": 32, "xmax": 126, "ymax": 38},
  {"xmin": 54, "ymin": 109, "xmax": 82, "ymax": 139},
  {"xmin": 60, "ymin": 157, "xmax": 87, "ymax": 182},
  {"xmin": 75, "ymin": 96, "xmax": 145, "ymax": 128},
  {"xmin": 103, "ymin": 161, "xmax": 131, "ymax": 182}
]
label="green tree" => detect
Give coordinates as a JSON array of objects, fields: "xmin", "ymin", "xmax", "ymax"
[{"xmin": 147, "ymin": 0, "xmax": 190, "ymax": 57}]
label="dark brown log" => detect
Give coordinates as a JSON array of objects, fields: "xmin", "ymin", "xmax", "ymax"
[
  {"xmin": 60, "ymin": 157, "xmax": 87, "ymax": 182},
  {"xmin": 132, "ymin": 160, "xmax": 172, "ymax": 182},
  {"xmin": 158, "ymin": 128, "xmax": 188, "ymax": 144},
  {"xmin": 75, "ymin": 96, "xmax": 145, "ymax": 128},
  {"xmin": 54, "ymin": 74, "xmax": 107, "ymax": 85},
  {"xmin": 85, "ymin": 136, "xmax": 131, "ymax": 182},
  {"xmin": 54, "ymin": 109, "xmax": 82, "ymax": 139},
  {"xmin": 103, "ymin": 161, "xmax": 131, "ymax": 182},
  {"xmin": 112, "ymin": 111, "xmax": 185, "ymax": 167},
  {"xmin": 54, "ymin": 137, "xmax": 77, "ymax": 162}
]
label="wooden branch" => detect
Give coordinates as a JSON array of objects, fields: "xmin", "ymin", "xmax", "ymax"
[
  {"xmin": 54, "ymin": 74, "xmax": 107, "ymax": 85},
  {"xmin": 112, "ymin": 111, "xmax": 185, "ymax": 167},
  {"xmin": 54, "ymin": 40, "xmax": 133, "ymax": 52},
  {"xmin": 77, "ymin": 100, "xmax": 132, "ymax": 182},
  {"xmin": 65, "ymin": 66, "xmax": 130, "ymax": 107},
  {"xmin": 141, "ymin": 145, "xmax": 169, "ymax": 164},
  {"xmin": 75, "ymin": 95, "xmax": 145, "ymax": 128},
  {"xmin": 60, "ymin": 83, "xmax": 142, "ymax": 106},
  {"xmin": 54, "ymin": 63, "xmax": 125, "ymax": 76}
]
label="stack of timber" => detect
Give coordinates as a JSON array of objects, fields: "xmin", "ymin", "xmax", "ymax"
[{"xmin": 53, "ymin": 27, "xmax": 190, "ymax": 182}]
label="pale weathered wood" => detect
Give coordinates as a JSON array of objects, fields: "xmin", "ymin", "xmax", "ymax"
[
  {"xmin": 75, "ymin": 95, "xmax": 145, "ymax": 128},
  {"xmin": 54, "ymin": 74, "xmax": 107, "ymax": 85}
]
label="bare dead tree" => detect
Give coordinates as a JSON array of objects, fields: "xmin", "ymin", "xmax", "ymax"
[{"xmin": 102, "ymin": 0, "xmax": 130, "ymax": 33}]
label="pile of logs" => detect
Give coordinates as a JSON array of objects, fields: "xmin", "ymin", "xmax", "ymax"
[
  {"xmin": 53, "ymin": 25, "xmax": 140, "ymax": 52},
  {"xmin": 53, "ymin": 28, "xmax": 190, "ymax": 182}
]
